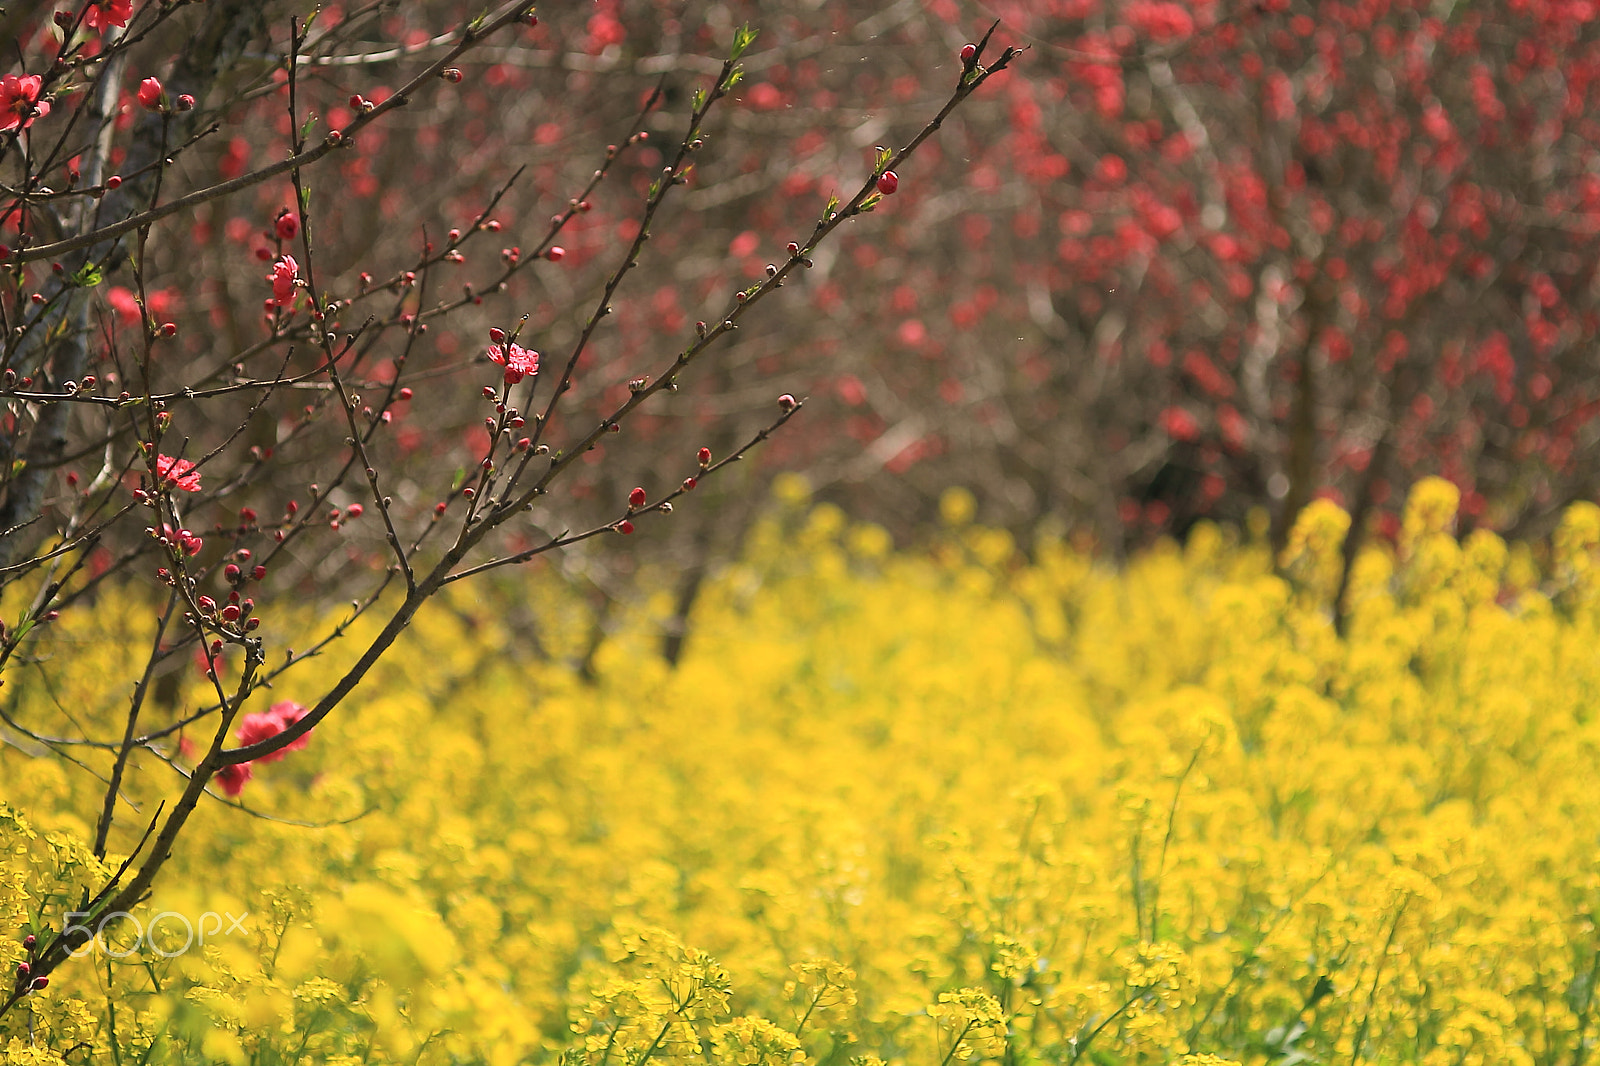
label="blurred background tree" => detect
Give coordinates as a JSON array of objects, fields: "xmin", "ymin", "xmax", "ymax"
[{"xmin": 6, "ymin": 0, "xmax": 1598, "ymax": 664}]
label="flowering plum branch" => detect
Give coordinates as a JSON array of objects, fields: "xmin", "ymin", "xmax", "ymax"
[{"xmin": 0, "ymin": 0, "xmax": 1017, "ymax": 1018}]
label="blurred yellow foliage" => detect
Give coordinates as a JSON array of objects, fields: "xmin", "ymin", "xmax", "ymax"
[{"xmin": 3, "ymin": 481, "xmax": 1600, "ymax": 1066}]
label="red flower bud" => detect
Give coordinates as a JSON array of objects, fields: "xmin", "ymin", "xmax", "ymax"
[
  {"xmin": 399, "ymin": 387, "xmax": 413, "ymax": 400},
  {"xmin": 136, "ymin": 77, "xmax": 164, "ymax": 111},
  {"xmin": 275, "ymin": 214, "xmax": 298, "ymax": 241},
  {"xmin": 441, "ymin": 68, "xmax": 463, "ymax": 83},
  {"xmin": 778, "ymin": 393, "xmax": 798, "ymax": 411},
  {"xmin": 546, "ymin": 246, "xmax": 565, "ymax": 261},
  {"xmin": 346, "ymin": 503, "xmax": 363, "ymax": 518},
  {"xmin": 697, "ymin": 447, "xmax": 712, "ymax": 467},
  {"xmin": 489, "ymin": 327, "xmax": 506, "ymax": 343},
  {"xmin": 30, "ymin": 977, "xmax": 46, "ymax": 991},
  {"xmin": 682, "ymin": 477, "xmax": 697, "ymax": 491},
  {"xmin": 252, "ymin": 565, "xmax": 267, "ymax": 581},
  {"xmin": 960, "ymin": 43, "xmax": 978, "ymax": 62},
  {"xmin": 221, "ymin": 605, "xmax": 241, "ymax": 622},
  {"xmin": 877, "ymin": 170, "xmax": 899, "ymax": 195},
  {"xmin": 617, "ymin": 520, "xmax": 635, "ymax": 535},
  {"xmin": 629, "ymin": 487, "xmax": 647, "ymax": 508}
]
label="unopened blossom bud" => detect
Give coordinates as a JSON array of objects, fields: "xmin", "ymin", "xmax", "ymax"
[
  {"xmin": 276, "ymin": 214, "xmax": 298, "ymax": 240},
  {"xmin": 16, "ymin": 962, "xmax": 29, "ymax": 978},
  {"xmin": 346, "ymin": 504, "xmax": 363, "ymax": 518},
  {"xmin": 30, "ymin": 977, "xmax": 46, "ymax": 991},
  {"xmin": 697, "ymin": 447, "xmax": 712, "ymax": 467},
  {"xmin": 136, "ymin": 77, "xmax": 164, "ymax": 111},
  {"xmin": 778, "ymin": 393, "xmax": 798, "ymax": 411},
  {"xmin": 221, "ymin": 605, "xmax": 241, "ymax": 622},
  {"xmin": 682, "ymin": 477, "xmax": 697, "ymax": 491},
  {"xmin": 547, "ymin": 246, "xmax": 565, "ymax": 261},
  {"xmin": 617, "ymin": 520, "xmax": 635, "ymax": 535},
  {"xmin": 877, "ymin": 170, "xmax": 899, "ymax": 195},
  {"xmin": 252, "ymin": 565, "xmax": 266, "ymax": 581},
  {"xmin": 161, "ymin": 322, "xmax": 177, "ymax": 337},
  {"xmin": 441, "ymin": 67, "xmax": 463, "ymax": 83},
  {"xmin": 629, "ymin": 487, "xmax": 647, "ymax": 508},
  {"xmin": 961, "ymin": 43, "xmax": 978, "ymax": 62},
  {"xmin": 435, "ymin": 501, "xmax": 448, "ymax": 515},
  {"xmin": 198, "ymin": 596, "xmax": 216, "ymax": 614},
  {"xmin": 225, "ymin": 564, "xmax": 241, "ymax": 582},
  {"xmin": 399, "ymin": 387, "xmax": 413, "ymax": 400},
  {"xmin": 23, "ymin": 935, "xmax": 35, "ymax": 950},
  {"xmin": 787, "ymin": 242, "xmax": 800, "ymax": 255}
]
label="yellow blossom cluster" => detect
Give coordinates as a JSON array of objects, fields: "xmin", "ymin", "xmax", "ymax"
[{"xmin": 2, "ymin": 476, "xmax": 1598, "ymax": 1066}]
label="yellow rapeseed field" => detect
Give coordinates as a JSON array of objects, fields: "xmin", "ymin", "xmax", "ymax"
[{"xmin": 3, "ymin": 477, "xmax": 1600, "ymax": 1066}]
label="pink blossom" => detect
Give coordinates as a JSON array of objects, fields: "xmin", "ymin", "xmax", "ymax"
[
  {"xmin": 234, "ymin": 700, "xmax": 312, "ymax": 763},
  {"xmin": 487, "ymin": 342, "xmax": 539, "ymax": 384},
  {"xmin": 214, "ymin": 763, "xmax": 253, "ymax": 796},
  {"xmin": 0, "ymin": 75, "xmax": 49, "ymax": 132},
  {"xmin": 83, "ymin": 0, "xmax": 133, "ymax": 30},
  {"xmin": 154, "ymin": 454, "xmax": 201, "ymax": 492},
  {"xmin": 106, "ymin": 286, "xmax": 141, "ymax": 325},
  {"xmin": 267, "ymin": 255, "xmax": 298, "ymax": 307}
]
